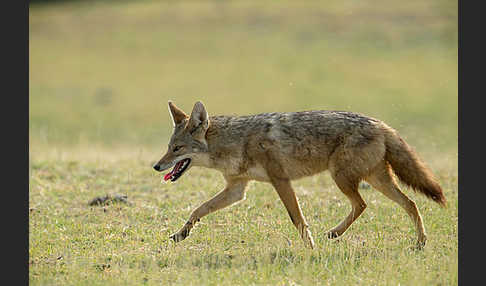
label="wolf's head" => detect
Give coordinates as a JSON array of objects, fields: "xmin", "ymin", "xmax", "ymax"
[{"xmin": 153, "ymin": 101, "xmax": 210, "ymax": 182}]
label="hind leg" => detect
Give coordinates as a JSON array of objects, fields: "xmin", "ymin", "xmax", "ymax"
[
  {"xmin": 326, "ymin": 172, "xmax": 367, "ymax": 239},
  {"xmin": 365, "ymin": 161, "xmax": 427, "ymax": 247},
  {"xmin": 325, "ymin": 137, "xmax": 387, "ymax": 239}
]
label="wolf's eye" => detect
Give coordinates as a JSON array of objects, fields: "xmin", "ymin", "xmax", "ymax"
[{"xmin": 173, "ymin": 145, "xmax": 184, "ymax": 152}]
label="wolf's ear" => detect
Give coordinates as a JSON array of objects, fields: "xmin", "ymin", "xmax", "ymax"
[
  {"xmin": 188, "ymin": 101, "xmax": 209, "ymax": 139},
  {"xmin": 168, "ymin": 101, "xmax": 188, "ymax": 127}
]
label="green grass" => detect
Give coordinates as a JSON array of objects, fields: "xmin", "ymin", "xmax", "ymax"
[
  {"xmin": 30, "ymin": 0, "xmax": 457, "ymax": 285},
  {"xmin": 29, "ymin": 148, "xmax": 457, "ymax": 285}
]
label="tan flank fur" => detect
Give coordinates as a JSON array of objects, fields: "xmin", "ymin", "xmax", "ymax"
[{"xmin": 153, "ymin": 101, "xmax": 446, "ymax": 249}]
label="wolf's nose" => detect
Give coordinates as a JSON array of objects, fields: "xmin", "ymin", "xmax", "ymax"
[{"xmin": 153, "ymin": 164, "xmax": 161, "ymax": 171}]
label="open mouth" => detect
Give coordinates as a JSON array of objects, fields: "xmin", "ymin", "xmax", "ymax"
[{"xmin": 163, "ymin": 158, "xmax": 191, "ymax": 182}]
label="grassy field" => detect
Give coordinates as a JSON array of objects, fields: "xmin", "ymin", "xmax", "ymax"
[{"xmin": 29, "ymin": 0, "xmax": 457, "ymax": 285}]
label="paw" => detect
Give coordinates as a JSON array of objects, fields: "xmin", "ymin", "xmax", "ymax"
[
  {"xmin": 298, "ymin": 224, "xmax": 315, "ymax": 249},
  {"xmin": 416, "ymin": 234, "xmax": 427, "ymax": 249},
  {"xmin": 169, "ymin": 228, "xmax": 190, "ymax": 243},
  {"xmin": 326, "ymin": 231, "xmax": 340, "ymax": 239},
  {"xmin": 303, "ymin": 228, "xmax": 315, "ymax": 249}
]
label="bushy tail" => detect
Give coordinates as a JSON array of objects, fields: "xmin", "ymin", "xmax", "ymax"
[{"xmin": 384, "ymin": 127, "xmax": 447, "ymax": 207}]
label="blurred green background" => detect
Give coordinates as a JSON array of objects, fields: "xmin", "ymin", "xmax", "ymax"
[{"xmin": 29, "ymin": 0, "xmax": 457, "ymax": 158}]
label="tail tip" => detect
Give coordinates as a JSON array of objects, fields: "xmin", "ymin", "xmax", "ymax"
[{"xmin": 432, "ymin": 194, "xmax": 447, "ymax": 208}]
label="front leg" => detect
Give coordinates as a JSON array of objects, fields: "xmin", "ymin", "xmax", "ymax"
[
  {"xmin": 170, "ymin": 178, "xmax": 248, "ymax": 243},
  {"xmin": 270, "ymin": 177, "xmax": 315, "ymax": 249}
]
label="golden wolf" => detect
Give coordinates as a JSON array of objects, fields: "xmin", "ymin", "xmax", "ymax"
[{"xmin": 153, "ymin": 101, "xmax": 446, "ymax": 249}]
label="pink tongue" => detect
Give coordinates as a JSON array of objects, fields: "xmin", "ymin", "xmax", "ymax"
[
  {"xmin": 163, "ymin": 171, "xmax": 174, "ymax": 181},
  {"xmin": 163, "ymin": 161, "xmax": 183, "ymax": 181}
]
